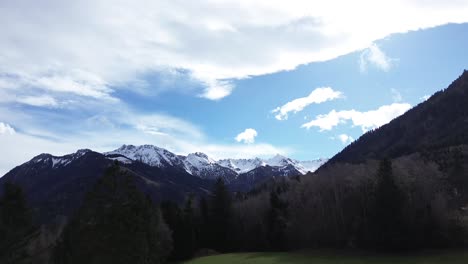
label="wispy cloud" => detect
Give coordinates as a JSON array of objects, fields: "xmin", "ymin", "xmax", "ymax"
[
  {"xmin": 302, "ymin": 103, "xmax": 411, "ymax": 132},
  {"xmin": 273, "ymin": 87, "xmax": 343, "ymax": 120},
  {"xmin": 235, "ymin": 128, "xmax": 258, "ymax": 144},
  {"xmin": 359, "ymin": 43, "xmax": 394, "ymax": 72},
  {"xmin": 16, "ymin": 95, "xmax": 59, "ymax": 108},
  {"xmin": 134, "ymin": 114, "xmax": 205, "ymax": 140}
]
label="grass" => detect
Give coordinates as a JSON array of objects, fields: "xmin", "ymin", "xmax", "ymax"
[{"xmin": 181, "ymin": 250, "xmax": 468, "ymax": 264}]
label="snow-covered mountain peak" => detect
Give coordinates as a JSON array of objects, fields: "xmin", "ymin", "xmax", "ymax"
[
  {"xmin": 105, "ymin": 144, "xmax": 327, "ymax": 177},
  {"xmin": 188, "ymin": 152, "xmax": 214, "ymax": 162},
  {"xmin": 217, "ymin": 158, "xmax": 267, "ymax": 174},
  {"xmin": 266, "ymin": 154, "xmax": 294, "ymax": 167},
  {"xmin": 105, "ymin": 144, "xmax": 183, "ymax": 167},
  {"xmin": 185, "ymin": 152, "xmax": 216, "ymax": 168}
]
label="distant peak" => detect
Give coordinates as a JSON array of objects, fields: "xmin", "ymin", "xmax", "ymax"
[
  {"xmin": 32, "ymin": 153, "xmax": 52, "ymax": 160},
  {"xmin": 76, "ymin": 149, "xmax": 91, "ymax": 154},
  {"xmin": 118, "ymin": 144, "xmax": 136, "ymax": 150},
  {"xmin": 116, "ymin": 144, "xmax": 166, "ymax": 152},
  {"xmin": 189, "ymin": 152, "xmax": 209, "ymax": 159},
  {"xmin": 269, "ymin": 154, "xmax": 289, "ymax": 162}
]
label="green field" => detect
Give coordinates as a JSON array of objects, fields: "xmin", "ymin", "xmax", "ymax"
[{"xmin": 181, "ymin": 251, "xmax": 468, "ymax": 264}]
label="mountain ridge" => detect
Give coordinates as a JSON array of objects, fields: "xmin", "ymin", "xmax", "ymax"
[
  {"xmin": 0, "ymin": 144, "xmax": 327, "ymax": 223},
  {"xmin": 105, "ymin": 144, "xmax": 327, "ymax": 180}
]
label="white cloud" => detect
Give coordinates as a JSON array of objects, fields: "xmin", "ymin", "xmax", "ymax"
[
  {"xmin": 421, "ymin": 94, "xmax": 430, "ymax": 101},
  {"xmin": 359, "ymin": 43, "xmax": 394, "ymax": 72},
  {"xmin": 199, "ymin": 79, "xmax": 234, "ymax": 100},
  {"xmin": 338, "ymin": 134, "xmax": 354, "ymax": 144},
  {"xmin": 0, "ymin": 122, "xmax": 15, "ymax": 134},
  {"xmin": 302, "ymin": 103, "xmax": 412, "ymax": 132},
  {"xmin": 1, "ymin": 1, "xmax": 468, "ymax": 101},
  {"xmin": 16, "ymin": 95, "xmax": 59, "ymax": 107},
  {"xmin": 273, "ymin": 87, "xmax": 343, "ymax": 120},
  {"xmin": 235, "ymin": 128, "xmax": 258, "ymax": 144}
]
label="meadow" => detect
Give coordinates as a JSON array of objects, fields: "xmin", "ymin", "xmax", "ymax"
[{"xmin": 182, "ymin": 251, "xmax": 468, "ymax": 264}]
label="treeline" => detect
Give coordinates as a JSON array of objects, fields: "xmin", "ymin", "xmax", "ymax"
[
  {"xmin": 232, "ymin": 151, "xmax": 468, "ymax": 251},
  {"xmin": 160, "ymin": 149, "xmax": 468, "ymax": 258},
  {"xmin": 1, "ymin": 149, "xmax": 468, "ymax": 263}
]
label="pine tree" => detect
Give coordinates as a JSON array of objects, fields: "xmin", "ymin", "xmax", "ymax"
[
  {"xmin": 266, "ymin": 189, "xmax": 288, "ymax": 251},
  {"xmin": 199, "ymin": 196, "xmax": 210, "ymax": 248},
  {"xmin": 372, "ymin": 159, "xmax": 406, "ymax": 250},
  {"xmin": 160, "ymin": 200, "xmax": 190, "ymax": 261},
  {"xmin": 182, "ymin": 197, "xmax": 197, "ymax": 258},
  {"xmin": 54, "ymin": 164, "xmax": 172, "ymax": 264},
  {"xmin": 208, "ymin": 178, "xmax": 233, "ymax": 252}
]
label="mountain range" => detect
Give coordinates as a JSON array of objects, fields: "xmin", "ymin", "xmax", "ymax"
[
  {"xmin": 0, "ymin": 145, "xmax": 325, "ymax": 223},
  {"xmin": 105, "ymin": 144, "xmax": 326, "ymax": 181}
]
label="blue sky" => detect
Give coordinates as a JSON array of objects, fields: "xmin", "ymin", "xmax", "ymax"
[{"xmin": 1, "ymin": 1, "xmax": 468, "ymax": 175}]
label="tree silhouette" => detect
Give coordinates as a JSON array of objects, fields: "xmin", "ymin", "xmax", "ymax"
[
  {"xmin": 372, "ymin": 159, "xmax": 406, "ymax": 250},
  {"xmin": 54, "ymin": 164, "xmax": 172, "ymax": 264},
  {"xmin": 0, "ymin": 183, "xmax": 34, "ymax": 263}
]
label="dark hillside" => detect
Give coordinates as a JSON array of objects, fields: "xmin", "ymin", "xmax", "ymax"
[{"xmin": 328, "ymin": 70, "xmax": 468, "ymax": 164}]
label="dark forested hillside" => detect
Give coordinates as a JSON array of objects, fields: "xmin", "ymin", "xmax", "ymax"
[{"xmin": 328, "ymin": 70, "xmax": 468, "ymax": 164}]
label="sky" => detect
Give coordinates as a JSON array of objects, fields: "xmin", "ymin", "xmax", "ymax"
[{"xmin": 1, "ymin": 0, "xmax": 468, "ymax": 176}]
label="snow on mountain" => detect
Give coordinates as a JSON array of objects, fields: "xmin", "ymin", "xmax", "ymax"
[
  {"xmin": 105, "ymin": 145, "xmax": 327, "ymax": 179},
  {"xmin": 30, "ymin": 149, "xmax": 92, "ymax": 169},
  {"xmin": 217, "ymin": 158, "xmax": 266, "ymax": 174},
  {"xmin": 183, "ymin": 152, "xmax": 237, "ymax": 182},
  {"xmin": 105, "ymin": 145, "xmax": 184, "ymax": 168},
  {"xmin": 106, "ymin": 146, "xmax": 235, "ymax": 181},
  {"xmin": 183, "ymin": 152, "xmax": 216, "ymax": 175},
  {"xmin": 105, "ymin": 155, "xmax": 133, "ymax": 164},
  {"xmin": 219, "ymin": 154, "xmax": 327, "ymax": 175},
  {"xmin": 263, "ymin": 155, "xmax": 327, "ymax": 174},
  {"xmin": 299, "ymin": 158, "xmax": 328, "ymax": 173},
  {"xmin": 184, "ymin": 152, "xmax": 216, "ymax": 170},
  {"xmin": 265, "ymin": 154, "xmax": 294, "ymax": 167}
]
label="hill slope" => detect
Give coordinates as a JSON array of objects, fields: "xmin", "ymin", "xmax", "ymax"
[{"xmin": 328, "ymin": 70, "xmax": 468, "ymax": 164}]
